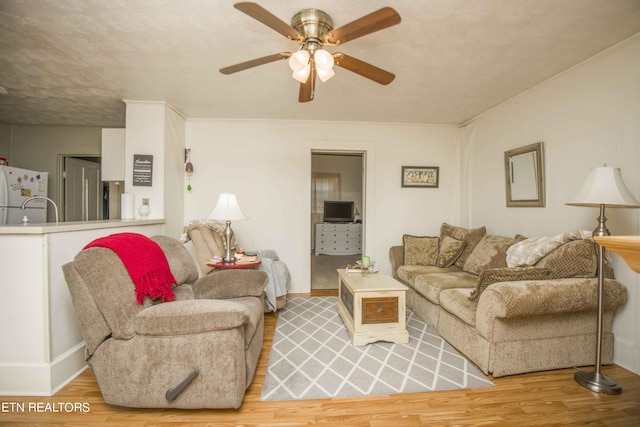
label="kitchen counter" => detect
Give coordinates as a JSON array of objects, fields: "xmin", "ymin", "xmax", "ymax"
[
  {"xmin": 0, "ymin": 218, "xmax": 166, "ymax": 396},
  {"xmin": 0, "ymin": 218, "xmax": 164, "ymax": 234}
]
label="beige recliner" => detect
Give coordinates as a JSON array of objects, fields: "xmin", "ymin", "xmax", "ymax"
[{"xmin": 62, "ymin": 235, "xmax": 268, "ymax": 409}]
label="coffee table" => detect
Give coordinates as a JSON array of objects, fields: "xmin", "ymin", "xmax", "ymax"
[{"xmin": 336, "ymin": 269, "xmax": 409, "ymax": 346}]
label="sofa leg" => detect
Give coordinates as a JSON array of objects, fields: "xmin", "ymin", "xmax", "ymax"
[{"xmin": 165, "ymin": 369, "xmax": 199, "ymax": 402}]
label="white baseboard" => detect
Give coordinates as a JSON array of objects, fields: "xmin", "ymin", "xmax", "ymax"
[
  {"xmin": 614, "ymin": 336, "xmax": 640, "ymax": 375},
  {"xmin": 0, "ymin": 342, "xmax": 87, "ymax": 396}
]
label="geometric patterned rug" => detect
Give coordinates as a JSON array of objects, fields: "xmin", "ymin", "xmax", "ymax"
[{"xmin": 261, "ymin": 296, "xmax": 494, "ymax": 401}]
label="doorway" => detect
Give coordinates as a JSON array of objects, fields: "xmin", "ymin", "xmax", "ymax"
[
  {"xmin": 310, "ymin": 151, "xmax": 365, "ymax": 290},
  {"xmin": 59, "ymin": 156, "xmax": 103, "ymax": 222}
]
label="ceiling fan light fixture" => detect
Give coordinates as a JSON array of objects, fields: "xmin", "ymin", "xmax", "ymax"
[
  {"xmin": 288, "ymin": 49, "xmax": 310, "ymax": 72},
  {"xmin": 292, "ymin": 63, "xmax": 311, "ymax": 83},
  {"xmin": 316, "ymin": 66, "xmax": 335, "ymax": 82},
  {"xmin": 313, "ymin": 49, "xmax": 334, "ymax": 71}
]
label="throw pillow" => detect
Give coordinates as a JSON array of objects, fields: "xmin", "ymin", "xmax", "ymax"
[
  {"xmin": 403, "ymin": 235, "xmax": 440, "ymax": 266},
  {"xmin": 436, "ymin": 236, "xmax": 467, "ymax": 268},
  {"xmin": 535, "ymin": 239, "xmax": 597, "ymax": 278},
  {"xmin": 463, "ymin": 234, "xmax": 521, "ymax": 275},
  {"xmin": 468, "ymin": 266, "xmax": 553, "ymax": 302},
  {"xmin": 440, "ymin": 223, "xmax": 487, "ymax": 268}
]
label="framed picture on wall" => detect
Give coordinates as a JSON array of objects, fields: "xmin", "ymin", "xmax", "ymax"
[{"xmin": 401, "ymin": 166, "xmax": 439, "ymax": 188}]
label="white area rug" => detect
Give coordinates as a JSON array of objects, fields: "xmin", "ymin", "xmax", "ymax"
[{"xmin": 261, "ymin": 296, "xmax": 494, "ymax": 401}]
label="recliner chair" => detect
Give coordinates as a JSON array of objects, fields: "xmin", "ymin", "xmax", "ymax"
[{"xmin": 62, "ymin": 235, "xmax": 268, "ymax": 409}]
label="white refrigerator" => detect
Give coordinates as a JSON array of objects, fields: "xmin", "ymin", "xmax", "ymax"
[{"xmin": 0, "ymin": 165, "xmax": 49, "ymax": 224}]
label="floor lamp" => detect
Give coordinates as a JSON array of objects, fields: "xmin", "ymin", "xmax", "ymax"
[
  {"xmin": 567, "ymin": 165, "xmax": 640, "ymax": 394},
  {"xmin": 208, "ymin": 192, "xmax": 247, "ymax": 263}
]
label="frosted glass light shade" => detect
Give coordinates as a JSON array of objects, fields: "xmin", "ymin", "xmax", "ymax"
[
  {"xmin": 208, "ymin": 193, "xmax": 247, "ymax": 221},
  {"xmin": 313, "ymin": 49, "xmax": 334, "ymax": 70},
  {"xmin": 292, "ymin": 64, "xmax": 311, "ymax": 83},
  {"xmin": 288, "ymin": 50, "xmax": 310, "ymax": 72},
  {"xmin": 317, "ymin": 67, "xmax": 335, "ymax": 82},
  {"xmin": 566, "ymin": 166, "xmax": 640, "ymax": 208}
]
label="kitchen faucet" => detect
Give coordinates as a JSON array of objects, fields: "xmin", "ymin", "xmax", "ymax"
[{"xmin": 21, "ymin": 196, "xmax": 59, "ymax": 223}]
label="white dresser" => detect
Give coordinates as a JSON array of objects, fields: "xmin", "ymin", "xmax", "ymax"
[{"xmin": 315, "ymin": 223, "xmax": 362, "ymax": 255}]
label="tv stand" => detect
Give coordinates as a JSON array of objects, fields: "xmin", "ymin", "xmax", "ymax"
[{"xmin": 315, "ymin": 223, "xmax": 362, "ymax": 255}]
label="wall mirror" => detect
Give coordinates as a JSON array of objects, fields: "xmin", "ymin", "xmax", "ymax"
[{"xmin": 504, "ymin": 142, "xmax": 545, "ymax": 207}]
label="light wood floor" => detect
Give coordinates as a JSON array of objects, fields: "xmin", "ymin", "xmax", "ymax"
[{"xmin": 2, "ymin": 292, "xmax": 640, "ymax": 426}]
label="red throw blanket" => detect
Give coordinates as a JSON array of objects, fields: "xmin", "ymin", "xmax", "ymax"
[{"xmin": 84, "ymin": 232, "xmax": 176, "ymax": 304}]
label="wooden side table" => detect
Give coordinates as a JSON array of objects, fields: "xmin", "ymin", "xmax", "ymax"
[
  {"xmin": 206, "ymin": 258, "xmax": 262, "ymax": 269},
  {"xmin": 336, "ymin": 269, "xmax": 409, "ymax": 346},
  {"xmin": 594, "ymin": 236, "xmax": 640, "ymax": 272}
]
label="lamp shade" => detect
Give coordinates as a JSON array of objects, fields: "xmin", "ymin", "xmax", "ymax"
[
  {"xmin": 313, "ymin": 49, "xmax": 334, "ymax": 71},
  {"xmin": 288, "ymin": 50, "xmax": 310, "ymax": 72},
  {"xmin": 566, "ymin": 166, "xmax": 640, "ymax": 208},
  {"xmin": 316, "ymin": 66, "xmax": 335, "ymax": 82},
  {"xmin": 208, "ymin": 193, "xmax": 247, "ymax": 221},
  {"xmin": 292, "ymin": 64, "xmax": 311, "ymax": 83}
]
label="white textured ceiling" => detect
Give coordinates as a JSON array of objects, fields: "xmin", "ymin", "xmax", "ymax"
[{"xmin": 1, "ymin": 0, "xmax": 640, "ymax": 127}]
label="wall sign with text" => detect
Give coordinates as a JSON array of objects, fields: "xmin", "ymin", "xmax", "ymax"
[{"xmin": 133, "ymin": 154, "xmax": 153, "ymax": 186}]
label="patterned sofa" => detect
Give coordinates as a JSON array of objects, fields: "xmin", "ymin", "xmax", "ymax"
[{"xmin": 389, "ymin": 223, "xmax": 628, "ymax": 377}]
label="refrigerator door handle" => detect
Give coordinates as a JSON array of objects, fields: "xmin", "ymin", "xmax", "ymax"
[{"xmin": 0, "ymin": 168, "xmax": 8, "ymax": 207}]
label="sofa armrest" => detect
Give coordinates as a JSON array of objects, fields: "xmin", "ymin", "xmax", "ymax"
[
  {"xmin": 389, "ymin": 246, "xmax": 404, "ymax": 279},
  {"xmin": 476, "ymin": 277, "xmax": 627, "ymax": 332},
  {"xmin": 192, "ymin": 269, "xmax": 268, "ymax": 300},
  {"xmin": 135, "ymin": 299, "xmax": 249, "ymax": 336}
]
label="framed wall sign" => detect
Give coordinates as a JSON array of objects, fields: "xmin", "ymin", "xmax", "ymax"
[
  {"xmin": 133, "ymin": 154, "xmax": 153, "ymax": 187},
  {"xmin": 402, "ymin": 166, "xmax": 439, "ymax": 188}
]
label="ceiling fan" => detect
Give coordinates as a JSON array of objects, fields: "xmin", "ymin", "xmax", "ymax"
[{"xmin": 219, "ymin": 2, "xmax": 401, "ymax": 102}]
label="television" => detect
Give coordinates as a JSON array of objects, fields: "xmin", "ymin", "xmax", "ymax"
[{"xmin": 323, "ymin": 201, "xmax": 354, "ymax": 223}]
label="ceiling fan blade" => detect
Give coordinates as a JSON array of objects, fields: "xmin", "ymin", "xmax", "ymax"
[
  {"xmin": 298, "ymin": 66, "xmax": 316, "ymax": 102},
  {"xmin": 220, "ymin": 53, "xmax": 290, "ymax": 75},
  {"xmin": 333, "ymin": 53, "xmax": 395, "ymax": 85},
  {"xmin": 234, "ymin": 2, "xmax": 303, "ymax": 41},
  {"xmin": 323, "ymin": 7, "xmax": 400, "ymax": 45}
]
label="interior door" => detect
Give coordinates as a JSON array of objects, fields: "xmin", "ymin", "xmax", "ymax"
[{"xmin": 64, "ymin": 157, "xmax": 102, "ymax": 221}]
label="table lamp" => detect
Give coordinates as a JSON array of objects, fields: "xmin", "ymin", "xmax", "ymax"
[
  {"xmin": 208, "ymin": 192, "xmax": 247, "ymax": 263},
  {"xmin": 566, "ymin": 165, "xmax": 640, "ymax": 394}
]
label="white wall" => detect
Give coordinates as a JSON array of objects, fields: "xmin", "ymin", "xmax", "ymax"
[
  {"xmin": 185, "ymin": 119, "xmax": 460, "ymax": 293},
  {"xmin": 163, "ymin": 106, "xmax": 186, "ymax": 239},
  {"xmin": 125, "ymin": 101, "xmax": 166, "ymax": 219},
  {"xmin": 0, "ymin": 121, "xmax": 10, "ymax": 161},
  {"xmin": 464, "ymin": 34, "xmax": 640, "ymax": 373},
  {"xmin": 124, "ymin": 100, "xmax": 186, "ymax": 237}
]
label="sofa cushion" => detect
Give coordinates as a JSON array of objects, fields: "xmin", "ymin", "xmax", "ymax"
[
  {"xmin": 463, "ymin": 234, "xmax": 521, "ymax": 275},
  {"xmin": 439, "ymin": 288, "xmax": 477, "ymax": 327},
  {"xmin": 412, "ymin": 271, "xmax": 478, "ymax": 304},
  {"xmin": 397, "ymin": 265, "xmax": 461, "ymax": 285},
  {"xmin": 152, "ymin": 235, "xmax": 199, "ymax": 285},
  {"xmin": 535, "ymin": 239, "xmax": 597, "ymax": 278},
  {"xmin": 403, "ymin": 235, "xmax": 440, "ymax": 266},
  {"xmin": 436, "ymin": 236, "xmax": 467, "ymax": 268},
  {"xmin": 468, "ymin": 266, "xmax": 553, "ymax": 302},
  {"xmin": 440, "ymin": 223, "xmax": 487, "ymax": 268}
]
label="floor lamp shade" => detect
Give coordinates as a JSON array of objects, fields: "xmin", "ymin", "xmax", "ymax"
[
  {"xmin": 566, "ymin": 166, "xmax": 640, "ymax": 395},
  {"xmin": 566, "ymin": 166, "xmax": 640, "ymax": 208}
]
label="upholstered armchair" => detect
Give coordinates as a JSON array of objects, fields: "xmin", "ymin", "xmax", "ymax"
[
  {"xmin": 62, "ymin": 235, "xmax": 268, "ymax": 409},
  {"xmin": 185, "ymin": 220, "xmax": 289, "ymax": 311}
]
